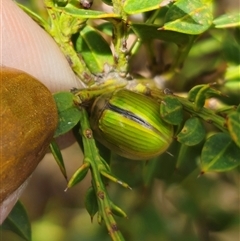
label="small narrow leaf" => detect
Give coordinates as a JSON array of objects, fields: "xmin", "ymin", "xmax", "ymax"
[
  {"xmin": 76, "ymin": 25, "xmax": 114, "ymax": 73},
  {"xmin": 124, "ymin": 0, "xmax": 164, "ymax": 14},
  {"xmin": 53, "ymin": 92, "xmax": 82, "ymax": 137},
  {"xmin": 101, "ymin": 171, "xmax": 132, "ymax": 190},
  {"xmin": 0, "ymin": 202, "xmax": 31, "ymax": 241},
  {"xmin": 215, "ymin": 106, "xmax": 238, "ymax": 117},
  {"xmin": 110, "ymin": 202, "xmax": 127, "ymax": 218},
  {"xmin": 56, "ymin": 6, "xmax": 121, "ymax": 19},
  {"xmin": 213, "ymin": 12, "xmax": 240, "ymax": 28},
  {"xmin": 188, "ymin": 84, "xmax": 224, "ymax": 104},
  {"xmin": 201, "ymin": 133, "xmax": 240, "ymax": 172},
  {"xmin": 67, "ymin": 162, "xmax": 90, "ymax": 188},
  {"xmin": 177, "ymin": 117, "xmax": 206, "ymax": 146},
  {"xmin": 160, "ymin": 96, "xmax": 183, "ymax": 125},
  {"xmin": 188, "ymin": 84, "xmax": 205, "ymax": 102},
  {"xmin": 227, "ymin": 111, "xmax": 240, "ymax": 148},
  {"xmin": 194, "ymin": 85, "xmax": 210, "ymax": 111},
  {"xmin": 49, "ymin": 140, "xmax": 67, "ymax": 179},
  {"xmin": 163, "ymin": 0, "xmax": 213, "ymax": 34},
  {"xmin": 85, "ymin": 186, "xmax": 98, "ymax": 220}
]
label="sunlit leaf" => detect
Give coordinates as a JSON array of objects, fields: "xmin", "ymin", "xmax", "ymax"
[
  {"xmin": 56, "ymin": 6, "xmax": 120, "ymax": 19},
  {"xmin": 213, "ymin": 12, "xmax": 240, "ymax": 28},
  {"xmin": 123, "ymin": 0, "xmax": 165, "ymax": 14},
  {"xmin": 163, "ymin": 0, "xmax": 213, "ymax": 34}
]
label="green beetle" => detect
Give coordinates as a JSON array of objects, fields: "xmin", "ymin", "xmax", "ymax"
[{"xmin": 90, "ymin": 89, "xmax": 173, "ymax": 160}]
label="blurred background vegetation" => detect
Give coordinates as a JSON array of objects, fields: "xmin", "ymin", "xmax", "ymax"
[{"xmin": 2, "ymin": 0, "xmax": 240, "ymax": 241}]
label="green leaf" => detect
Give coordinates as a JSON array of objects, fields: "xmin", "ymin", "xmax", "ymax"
[
  {"xmin": 163, "ymin": 0, "xmax": 213, "ymax": 34},
  {"xmin": 190, "ymin": 84, "xmax": 225, "ymax": 111},
  {"xmin": 201, "ymin": 133, "xmax": 240, "ymax": 172},
  {"xmin": 76, "ymin": 25, "xmax": 114, "ymax": 73},
  {"xmin": 84, "ymin": 186, "xmax": 98, "ymax": 220},
  {"xmin": 49, "ymin": 140, "xmax": 67, "ymax": 179},
  {"xmin": 194, "ymin": 85, "xmax": 210, "ymax": 111},
  {"xmin": 188, "ymin": 84, "xmax": 206, "ymax": 102},
  {"xmin": 160, "ymin": 96, "xmax": 183, "ymax": 125},
  {"xmin": 177, "ymin": 117, "xmax": 206, "ymax": 146},
  {"xmin": 0, "ymin": 202, "xmax": 31, "ymax": 241},
  {"xmin": 123, "ymin": 0, "xmax": 164, "ymax": 14},
  {"xmin": 97, "ymin": 22, "xmax": 113, "ymax": 36},
  {"xmin": 213, "ymin": 12, "xmax": 240, "ymax": 28},
  {"xmin": 215, "ymin": 106, "xmax": 238, "ymax": 117},
  {"xmin": 227, "ymin": 111, "xmax": 240, "ymax": 148},
  {"xmin": 110, "ymin": 202, "xmax": 127, "ymax": 218},
  {"xmin": 67, "ymin": 162, "xmax": 90, "ymax": 188},
  {"xmin": 53, "ymin": 92, "xmax": 82, "ymax": 137},
  {"xmin": 57, "ymin": 6, "xmax": 120, "ymax": 19},
  {"xmin": 131, "ymin": 23, "xmax": 191, "ymax": 46}
]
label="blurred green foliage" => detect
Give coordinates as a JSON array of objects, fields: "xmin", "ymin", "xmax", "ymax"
[{"xmin": 1, "ymin": 0, "xmax": 239, "ymax": 241}]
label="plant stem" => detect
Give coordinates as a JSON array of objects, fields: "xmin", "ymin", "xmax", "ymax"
[
  {"xmin": 176, "ymin": 96, "xmax": 228, "ymax": 132},
  {"xmin": 110, "ymin": 1, "xmax": 129, "ymax": 76},
  {"xmin": 147, "ymin": 87, "xmax": 228, "ymax": 132},
  {"xmin": 170, "ymin": 35, "xmax": 197, "ymax": 73},
  {"xmin": 111, "ymin": 19, "xmax": 129, "ymax": 76},
  {"xmin": 79, "ymin": 108, "xmax": 126, "ymax": 241},
  {"xmin": 44, "ymin": 0, "xmax": 94, "ymax": 85}
]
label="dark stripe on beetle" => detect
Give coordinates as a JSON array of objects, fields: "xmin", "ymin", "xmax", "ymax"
[
  {"xmin": 107, "ymin": 102, "xmax": 169, "ymax": 143},
  {"xmin": 107, "ymin": 103, "xmax": 153, "ymax": 129}
]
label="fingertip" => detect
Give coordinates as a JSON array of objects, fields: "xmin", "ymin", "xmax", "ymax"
[{"xmin": 1, "ymin": 0, "xmax": 83, "ymax": 92}]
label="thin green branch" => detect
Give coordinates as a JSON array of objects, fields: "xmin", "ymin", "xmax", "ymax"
[
  {"xmin": 170, "ymin": 35, "xmax": 197, "ymax": 73},
  {"xmin": 44, "ymin": 0, "xmax": 94, "ymax": 85},
  {"xmin": 176, "ymin": 96, "xmax": 228, "ymax": 132},
  {"xmin": 131, "ymin": 85, "xmax": 228, "ymax": 132},
  {"xmin": 79, "ymin": 108, "xmax": 127, "ymax": 241},
  {"xmin": 111, "ymin": 19, "xmax": 129, "ymax": 76}
]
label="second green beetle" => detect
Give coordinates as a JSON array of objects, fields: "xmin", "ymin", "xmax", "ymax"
[{"xmin": 90, "ymin": 89, "xmax": 173, "ymax": 160}]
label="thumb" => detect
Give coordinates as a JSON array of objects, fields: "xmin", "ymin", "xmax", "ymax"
[
  {"xmin": 1, "ymin": 0, "xmax": 82, "ymax": 91},
  {"xmin": 0, "ymin": 0, "xmax": 82, "ymax": 224}
]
